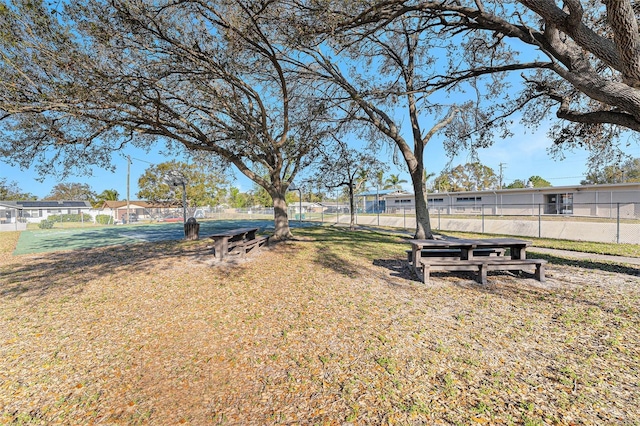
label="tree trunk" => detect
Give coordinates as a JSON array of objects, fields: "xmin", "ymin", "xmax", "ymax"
[
  {"xmin": 272, "ymin": 192, "xmax": 293, "ymax": 240},
  {"xmin": 348, "ymin": 183, "xmax": 356, "ymax": 230},
  {"xmin": 410, "ymin": 168, "xmax": 433, "ymax": 239}
]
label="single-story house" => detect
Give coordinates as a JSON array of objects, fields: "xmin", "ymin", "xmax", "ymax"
[
  {"xmin": 0, "ymin": 200, "xmax": 93, "ymax": 224},
  {"xmin": 97, "ymin": 200, "xmax": 179, "ymax": 222}
]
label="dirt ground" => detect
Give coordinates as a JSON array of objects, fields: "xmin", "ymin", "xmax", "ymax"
[{"xmin": 1, "ymin": 229, "xmax": 639, "ymax": 425}]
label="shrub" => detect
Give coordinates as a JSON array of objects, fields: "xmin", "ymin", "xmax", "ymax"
[
  {"xmin": 95, "ymin": 214, "xmax": 113, "ymax": 225},
  {"xmin": 38, "ymin": 220, "xmax": 54, "ymax": 229},
  {"xmin": 47, "ymin": 213, "xmax": 93, "ymax": 223}
]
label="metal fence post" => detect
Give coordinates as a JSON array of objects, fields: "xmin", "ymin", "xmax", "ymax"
[
  {"xmin": 538, "ymin": 203, "xmax": 542, "ymax": 238},
  {"xmin": 404, "ymin": 208, "xmax": 406, "ymax": 229},
  {"xmin": 617, "ymin": 202, "xmax": 620, "ymax": 244},
  {"xmin": 481, "ymin": 205, "xmax": 485, "ymax": 234}
]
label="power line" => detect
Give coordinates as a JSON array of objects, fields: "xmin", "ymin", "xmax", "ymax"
[
  {"xmin": 547, "ymin": 176, "xmax": 586, "ymax": 180},
  {"xmin": 130, "ymin": 156, "xmax": 155, "ymax": 165}
]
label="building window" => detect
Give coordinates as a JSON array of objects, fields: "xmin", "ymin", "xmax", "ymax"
[
  {"xmin": 456, "ymin": 197, "xmax": 481, "ymax": 202},
  {"xmin": 545, "ymin": 193, "xmax": 574, "ymax": 215},
  {"xmin": 25, "ymin": 209, "xmax": 41, "ymax": 218},
  {"xmin": 430, "ymin": 198, "xmax": 444, "ymax": 203}
]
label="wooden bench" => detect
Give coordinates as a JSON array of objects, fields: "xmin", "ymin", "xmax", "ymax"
[
  {"xmin": 407, "ymin": 247, "xmax": 504, "ymax": 262},
  {"xmin": 229, "ymin": 235, "xmax": 270, "ymax": 257},
  {"xmin": 419, "ymin": 258, "xmax": 547, "ymax": 285},
  {"xmin": 208, "ymin": 227, "xmax": 269, "ymax": 260}
]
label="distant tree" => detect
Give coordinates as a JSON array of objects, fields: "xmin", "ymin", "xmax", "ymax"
[
  {"xmin": 45, "ymin": 182, "xmax": 96, "ymax": 202},
  {"xmin": 505, "ymin": 179, "xmax": 527, "ymax": 189},
  {"xmin": 528, "ymin": 176, "xmax": 552, "ymax": 188},
  {"xmin": 300, "ymin": 181, "xmax": 328, "ymax": 203},
  {"xmin": 137, "ymin": 161, "xmax": 227, "ymax": 208},
  {"xmin": 432, "ymin": 173, "xmax": 454, "ymax": 193},
  {"xmin": 506, "ymin": 176, "xmax": 551, "ymax": 189},
  {"xmin": 624, "ymin": 158, "xmax": 640, "ymax": 182},
  {"xmin": 228, "ymin": 187, "xmax": 250, "ymax": 209},
  {"xmin": 372, "ymin": 170, "xmax": 386, "ymax": 190},
  {"xmin": 313, "ymin": 140, "xmax": 386, "ymax": 229},
  {"xmin": 251, "ymin": 184, "xmax": 273, "ymax": 207},
  {"xmin": 384, "ymin": 174, "xmax": 408, "ymax": 191},
  {"xmin": 581, "ymin": 158, "xmax": 640, "ymax": 184},
  {"xmin": 435, "ymin": 163, "xmax": 498, "ymax": 192},
  {"xmin": 0, "ymin": 178, "xmax": 37, "ymax": 200},
  {"xmin": 93, "ymin": 189, "xmax": 119, "ymax": 208}
]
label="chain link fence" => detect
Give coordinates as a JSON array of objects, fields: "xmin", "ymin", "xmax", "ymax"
[
  {"xmin": 4, "ymin": 199, "xmax": 638, "ymax": 244},
  {"xmin": 297, "ymin": 202, "xmax": 640, "ymax": 244}
]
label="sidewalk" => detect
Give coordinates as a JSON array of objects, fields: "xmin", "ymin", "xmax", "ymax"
[{"xmin": 528, "ymin": 247, "xmax": 640, "ymax": 266}]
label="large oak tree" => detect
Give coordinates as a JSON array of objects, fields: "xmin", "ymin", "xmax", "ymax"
[
  {"xmin": 0, "ymin": 0, "xmax": 328, "ymax": 239},
  {"xmin": 289, "ymin": 10, "xmax": 493, "ymax": 238},
  {"xmin": 331, "ymin": 0, "xmax": 640, "ymax": 157}
]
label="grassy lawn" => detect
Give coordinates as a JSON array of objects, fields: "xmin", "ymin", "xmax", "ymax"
[{"xmin": 0, "ymin": 226, "xmax": 638, "ymax": 424}]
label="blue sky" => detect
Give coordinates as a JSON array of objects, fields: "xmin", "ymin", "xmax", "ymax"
[
  {"xmin": 2, "ymin": 116, "xmax": 630, "ymax": 200},
  {"xmin": 4, "ymin": 10, "xmax": 639, "ymax": 200}
]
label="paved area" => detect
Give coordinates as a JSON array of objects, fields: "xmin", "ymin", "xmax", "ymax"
[
  {"xmin": 13, "ymin": 220, "xmax": 317, "ymax": 255},
  {"xmin": 528, "ymin": 247, "xmax": 640, "ymax": 266}
]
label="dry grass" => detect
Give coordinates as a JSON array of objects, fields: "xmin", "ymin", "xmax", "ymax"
[{"xmin": 0, "ymin": 227, "xmax": 639, "ymax": 425}]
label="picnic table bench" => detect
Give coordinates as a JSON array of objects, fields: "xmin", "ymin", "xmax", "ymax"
[
  {"xmin": 406, "ymin": 238, "xmax": 546, "ymax": 285},
  {"xmin": 208, "ymin": 227, "xmax": 269, "ymax": 260}
]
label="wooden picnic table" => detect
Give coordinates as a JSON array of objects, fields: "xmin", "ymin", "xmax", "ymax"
[
  {"xmin": 406, "ymin": 237, "xmax": 545, "ymax": 285},
  {"xmin": 208, "ymin": 227, "xmax": 259, "ymax": 260},
  {"xmin": 408, "ymin": 237, "xmax": 529, "ymax": 268}
]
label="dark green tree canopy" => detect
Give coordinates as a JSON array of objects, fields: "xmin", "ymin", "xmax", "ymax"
[
  {"xmin": 92, "ymin": 189, "xmax": 119, "ymax": 208},
  {"xmin": 137, "ymin": 161, "xmax": 227, "ymax": 207},
  {"xmin": 505, "ymin": 176, "xmax": 552, "ymax": 189},
  {"xmin": 433, "ymin": 163, "xmax": 499, "ymax": 192},
  {"xmin": 44, "ymin": 182, "xmax": 95, "ymax": 201}
]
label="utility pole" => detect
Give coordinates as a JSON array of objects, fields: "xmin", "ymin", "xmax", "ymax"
[
  {"xmin": 126, "ymin": 155, "xmax": 131, "ymax": 224},
  {"xmin": 498, "ymin": 163, "xmax": 506, "ymax": 189}
]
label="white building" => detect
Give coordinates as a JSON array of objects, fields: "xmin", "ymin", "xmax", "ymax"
[
  {"xmin": 382, "ymin": 182, "xmax": 640, "ymax": 219},
  {"xmin": 0, "ymin": 200, "xmax": 93, "ymax": 224}
]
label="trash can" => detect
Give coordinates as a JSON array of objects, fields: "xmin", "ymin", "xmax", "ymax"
[{"xmin": 184, "ymin": 217, "xmax": 200, "ymax": 240}]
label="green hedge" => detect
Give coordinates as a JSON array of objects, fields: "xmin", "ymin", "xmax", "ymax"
[
  {"xmin": 38, "ymin": 219, "xmax": 54, "ymax": 229},
  {"xmin": 95, "ymin": 214, "xmax": 113, "ymax": 225},
  {"xmin": 47, "ymin": 213, "xmax": 93, "ymax": 223}
]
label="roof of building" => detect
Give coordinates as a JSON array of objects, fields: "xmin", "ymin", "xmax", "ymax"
[
  {"xmin": 99, "ymin": 200, "xmax": 178, "ymax": 209},
  {"xmin": 429, "ymin": 181, "xmax": 640, "ymax": 196},
  {"xmin": 359, "ymin": 189, "xmax": 409, "ymax": 197},
  {"xmin": 0, "ymin": 200, "xmax": 92, "ymax": 208}
]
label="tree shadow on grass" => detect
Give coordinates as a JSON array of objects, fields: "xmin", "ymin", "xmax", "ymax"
[
  {"xmin": 0, "ymin": 239, "xmax": 219, "ymax": 300},
  {"xmin": 372, "ymin": 258, "xmax": 418, "ymax": 282},
  {"xmin": 372, "ymin": 253, "xmax": 640, "ymax": 314},
  {"xmin": 312, "ymin": 247, "xmax": 363, "ymax": 278}
]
